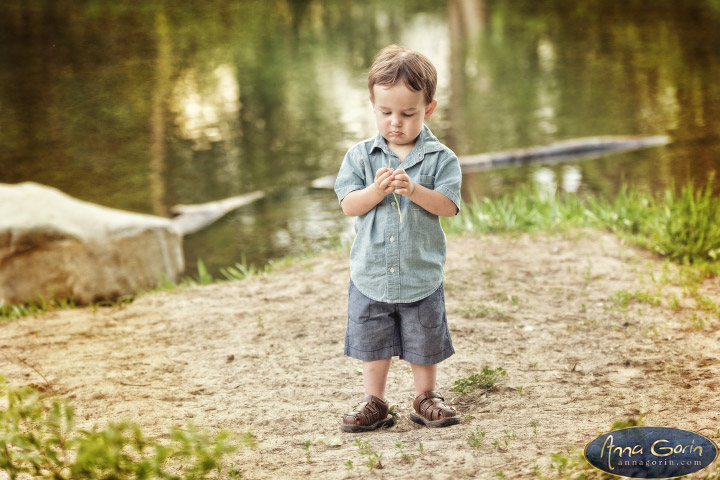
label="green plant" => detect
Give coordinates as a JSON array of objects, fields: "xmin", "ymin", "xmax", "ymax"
[
  {"xmin": 303, "ymin": 440, "xmax": 312, "ymax": 464},
  {"xmin": 670, "ymin": 294, "xmax": 681, "ymax": 311},
  {"xmin": 467, "ymin": 428, "xmax": 485, "ymax": 448},
  {"xmin": 395, "ymin": 442, "xmax": 415, "ymax": 463},
  {"xmin": 220, "ymin": 254, "xmax": 258, "ymax": 281},
  {"xmin": 388, "ymin": 404, "xmax": 399, "ymax": 421},
  {"xmin": 695, "ymin": 295, "xmax": 720, "ymax": 319},
  {"xmin": 353, "ymin": 439, "xmax": 383, "ymax": 470},
  {"xmin": 226, "ymin": 466, "xmax": 242, "ymax": 478},
  {"xmin": 492, "ymin": 430, "xmax": 516, "ymax": 451},
  {"xmin": 194, "ymin": 259, "xmax": 214, "ymax": 285},
  {"xmin": 457, "ymin": 303, "xmax": 514, "ymax": 321},
  {"xmin": 0, "ymin": 378, "xmax": 239, "ymax": 479},
  {"xmin": 0, "ymin": 295, "xmax": 78, "ymax": 323},
  {"xmin": 452, "ymin": 367, "xmax": 507, "ymax": 393},
  {"xmin": 531, "ymin": 420, "xmax": 538, "ymax": 436}
]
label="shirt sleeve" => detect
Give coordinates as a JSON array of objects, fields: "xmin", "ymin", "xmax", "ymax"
[
  {"xmin": 334, "ymin": 144, "xmax": 368, "ymax": 204},
  {"xmin": 433, "ymin": 150, "xmax": 463, "ymax": 214}
]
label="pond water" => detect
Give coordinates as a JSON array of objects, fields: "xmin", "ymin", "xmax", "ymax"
[{"xmin": 2, "ymin": 0, "xmax": 720, "ymax": 275}]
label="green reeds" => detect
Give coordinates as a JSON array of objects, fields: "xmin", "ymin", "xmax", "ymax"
[{"xmin": 654, "ymin": 173, "xmax": 720, "ymax": 262}]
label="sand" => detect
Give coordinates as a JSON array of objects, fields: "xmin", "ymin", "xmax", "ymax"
[{"xmin": 1, "ymin": 230, "xmax": 719, "ymax": 479}]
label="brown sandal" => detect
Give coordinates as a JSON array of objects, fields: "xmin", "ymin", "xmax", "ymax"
[
  {"xmin": 410, "ymin": 391, "xmax": 460, "ymax": 427},
  {"xmin": 341, "ymin": 395, "xmax": 395, "ymax": 433}
]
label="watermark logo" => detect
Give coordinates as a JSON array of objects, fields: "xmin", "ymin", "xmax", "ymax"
[{"xmin": 585, "ymin": 427, "xmax": 718, "ymax": 478}]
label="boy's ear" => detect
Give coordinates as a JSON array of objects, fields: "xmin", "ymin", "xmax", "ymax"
[{"xmin": 424, "ymin": 100, "xmax": 438, "ymax": 119}]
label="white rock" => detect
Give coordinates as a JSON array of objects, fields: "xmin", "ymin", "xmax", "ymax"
[{"xmin": 0, "ymin": 182, "xmax": 184, "ymax": 305}]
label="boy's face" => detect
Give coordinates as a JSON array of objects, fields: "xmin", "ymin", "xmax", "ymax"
[{"xmin": 370, "ymin": 83, "xmax": 437, "ymax": 150}]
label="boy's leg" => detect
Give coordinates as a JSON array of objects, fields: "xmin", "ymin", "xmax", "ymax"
[
  {"xmin": 364, "ymin": 358, "xmax": 392, "ymax": 398},
  {"xmin": 410, "ymin": 362, "xmax": 436, "ymax": 397},
  {"xmin": 409, "ymin": 361, "xmax": 459, "ymax": 427},
  {"xmin": 341, "ymin": 358, "xmax": 394, "ymax": 432}
]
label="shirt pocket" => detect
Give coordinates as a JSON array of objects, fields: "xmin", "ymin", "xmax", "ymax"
[{"xmin": 411, "ymin": 174, "xmax": 435, "ymax": 211}]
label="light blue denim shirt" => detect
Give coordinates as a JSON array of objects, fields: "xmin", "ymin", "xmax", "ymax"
[{"xmin": 335, "ymin": 125, "xmax": 462, "ymax": 303}]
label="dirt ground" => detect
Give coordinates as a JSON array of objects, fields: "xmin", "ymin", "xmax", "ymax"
[{"xmin": 2, "ymin": 230, "xmax": 720, "ymax": 479}]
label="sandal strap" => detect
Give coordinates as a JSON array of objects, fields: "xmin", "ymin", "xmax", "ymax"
[
  {"xmin": 413, "ymin": 391, "xmax": 456, "ymax": 421},
  {"xmin": 344, "ymin": 395, "xmax": 389, "ymax": 426}
]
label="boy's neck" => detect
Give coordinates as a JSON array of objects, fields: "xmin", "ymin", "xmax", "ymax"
[{"xmin": 387, "ymin": 137, "xmax": 418, "ymax": 162}]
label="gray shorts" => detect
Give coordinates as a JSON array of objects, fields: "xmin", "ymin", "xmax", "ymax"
[{"xmin": 344, "ymin": 281, "xmax": 454, "ymax": 365}]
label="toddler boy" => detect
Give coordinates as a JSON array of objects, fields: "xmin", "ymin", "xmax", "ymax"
[{"xmin": 334, "ymin": 45, "xmax": 462, "ymax": 432}]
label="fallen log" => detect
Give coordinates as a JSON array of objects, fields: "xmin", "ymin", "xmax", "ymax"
[{"xmin": 458, "ymin": 135, "xmax": 671, "ymax": 171}]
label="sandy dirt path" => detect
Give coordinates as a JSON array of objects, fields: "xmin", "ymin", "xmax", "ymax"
[{"xmin": 2, "ymin": 231, "xmax": 719, "ymax": 479}]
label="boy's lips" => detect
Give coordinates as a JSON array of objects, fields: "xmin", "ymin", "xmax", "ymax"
[{"xmin": 389, "ymin": 131, "xmax": 403, "ymax": 136}]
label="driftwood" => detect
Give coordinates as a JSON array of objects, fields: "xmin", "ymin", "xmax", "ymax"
[
  {"xmin": 311, "ymin": 134, "xmax": 671, "ymax": 188},
  {"xmin": 170, "ymin": 191, "xmax": 264, "ymax": 236},
  {"xmin": 458, "ymin": 135, "xmax": 670, "ymax": 171}
]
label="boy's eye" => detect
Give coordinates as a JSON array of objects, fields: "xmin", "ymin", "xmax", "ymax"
[{"xmin": 403, "ymin": 113, "xmax": 415, "ymax": 118}]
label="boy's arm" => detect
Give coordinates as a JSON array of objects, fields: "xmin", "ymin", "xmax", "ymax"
[
  {"xmin": 341, "ymin": 168, "xmax": 395, "ymax": 217},
  {"xmin": 391, "ymin": 169, "xmax": 458, "ymax": 217}
]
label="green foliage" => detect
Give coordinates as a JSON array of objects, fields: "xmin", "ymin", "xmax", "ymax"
[
  {"xmin": 353, "ymin": 439, "xmax": 383, "ymax": 470},
  {"xmin": 452, "ymin": 367, "xmax": 507, "ymax": 394},
  {"xmin": 194, "ymin": 259, "xmax": 214, "ymax": 285},
  {"xmin": 609, "ymin": 413, "xmax": 646, "ymax": 431},
  {"xmin": 0, "ymin": 379, "xmax": 238, "ymax": 479},
  {"xmin": 457, "ymin": 303, "xmax": 515, "ymax": 321},
  {"xmin": 653, "ymin": 174, "xmax": 720, "ymax": 262},
  {"xmin": 219, "ymin": 254, "xmax": 258, "ymax": 282},
  {"xmin": 609, "ymin": 289, "xmax": 661, "ymax": 311},
  {"xmin": 467, "ymin": 428, "xmax": 486, "ymax": 448},
  {"xmin": 0, "ymin": 296, "xmax": 77, "ymax": 322},
  {"xmin": 394, "ymin": 442, "xmax": 422, "ymax": 464}
]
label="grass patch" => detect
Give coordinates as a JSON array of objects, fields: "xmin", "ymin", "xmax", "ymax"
[
  {"xmin": 0, "ymin": 378, "xmax": 243, "ymax": 479},
  {"xmin": 609, "ymin": 289, "xmax": 662, "ymax": 311},
  {"xmin": 452, "ymin": 367, "xmax": 507, "ymax": 394},
  {"xmin": 457, "ymin": 302, "xmax": 515, "ymax": 321},
  {"xmin": 442, "ymin": 176, "xmax": 720, "ymax": 267}
]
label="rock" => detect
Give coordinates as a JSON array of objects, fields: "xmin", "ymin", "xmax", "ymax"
[{"xmin": 0, "ymin": 182, "xmax": 184, "ymax": 305}]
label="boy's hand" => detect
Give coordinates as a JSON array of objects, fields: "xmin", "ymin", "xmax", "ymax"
[
  {"xmin": 390, "ymin": 169, "xmax": 415, "ymax": 197},
  {"xmin": 373, "ymin": 167, "xmax": 395, "ymax": 195}
]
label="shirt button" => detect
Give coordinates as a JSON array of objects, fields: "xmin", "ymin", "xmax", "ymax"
[
  {"xmin": 391, "ymin": 201, "xmax": 396, "ymax": 207},
  {"xmin": 390, "ymin": 267, "xmax": 395, "ymax": 273},
  {"xmin": 390, "ymin": 236, "xmax": 395, "ymax": 243}
]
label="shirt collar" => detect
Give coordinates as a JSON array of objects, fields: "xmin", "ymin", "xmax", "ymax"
[{"xmin": 370, "ymin": 125, "xmax": 445, "ymax": 161}]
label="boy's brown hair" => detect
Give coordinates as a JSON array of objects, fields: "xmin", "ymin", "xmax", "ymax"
[{"xmin": 368, "ymin": 45, "xmax": 437, "ymax": 105}]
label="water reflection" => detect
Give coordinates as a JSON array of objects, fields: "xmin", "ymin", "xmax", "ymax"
[{"xmin": 1, "ymin": 0, "xmax": 719, "ymax": 275}]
